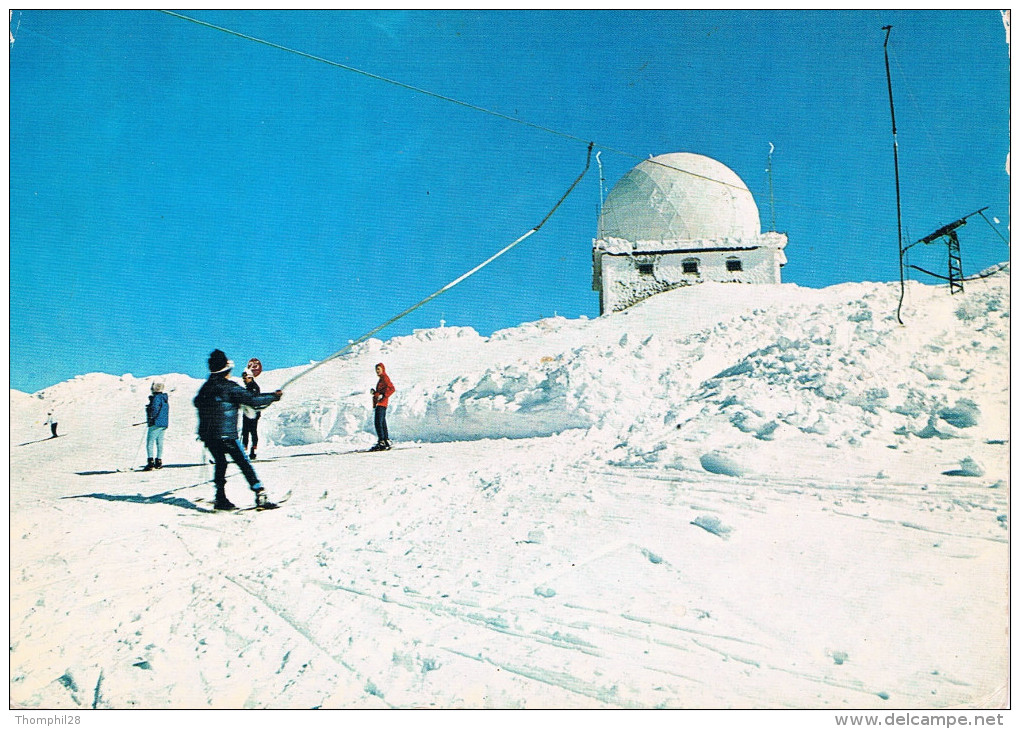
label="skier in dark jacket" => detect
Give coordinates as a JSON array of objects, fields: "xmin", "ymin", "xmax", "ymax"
[
  {"xmin": 369, "ymin": 362, "xmax": 395, "ymax": 451},
  {"xmin": 143, "ymin": 381, "xmax": 169, "ymax": 471},
  {"xmin": 194, "ymin": 349, "xmax": 283, "ymax": 510}
]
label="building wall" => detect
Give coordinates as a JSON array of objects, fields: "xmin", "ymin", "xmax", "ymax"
[{"xmin": 597, "ymin": 245, "xmax": 783, "ymax": 313}]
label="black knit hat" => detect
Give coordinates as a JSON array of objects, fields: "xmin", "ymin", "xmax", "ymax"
[{"xmin": 208, "ymin": 349, "xmax": 233, "ymax": 373}]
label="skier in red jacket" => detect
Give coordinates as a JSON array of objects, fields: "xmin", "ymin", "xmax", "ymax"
[{"xmin": 370, "ymin": 362, "xmax": 395, "ymax": 451}]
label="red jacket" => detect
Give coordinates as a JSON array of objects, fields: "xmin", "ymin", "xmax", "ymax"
[{"xmin": 372, "ymin": 363, "xmax": 395, "ymax": 408}]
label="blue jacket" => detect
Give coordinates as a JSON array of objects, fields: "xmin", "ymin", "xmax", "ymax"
[
  {"xmin": 147, "ymin": 392, "xmax": 169, "ymax": 428},
  {"xmin": 194, "ymin": 374, "xmax": 278, "ymax": 441}
]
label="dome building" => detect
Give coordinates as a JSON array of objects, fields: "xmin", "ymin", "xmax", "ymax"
[{"xmin": 592, "ymin": 152, "xmax": 788, "ymax": 313}]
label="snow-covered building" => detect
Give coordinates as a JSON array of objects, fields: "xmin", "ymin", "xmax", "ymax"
[{"xmin": 592, "ymin": 152, "xmax": 788, "ymax": 314}]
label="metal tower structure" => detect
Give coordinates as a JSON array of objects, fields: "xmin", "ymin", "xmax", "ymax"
[{"xmin": 904, "ymin": 207, "xmax": 988, "ymax": 295}]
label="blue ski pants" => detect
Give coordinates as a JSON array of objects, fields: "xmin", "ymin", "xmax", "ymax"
[
  {"xmin": 374, "ymin": 405, "xmax": 389, "ymax": 442},
  {"xmin": 146, "ymin": 426, "xmax": 167, "ymax": 460}
]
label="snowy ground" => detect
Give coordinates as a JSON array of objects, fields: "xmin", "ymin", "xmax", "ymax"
[{"xmin": 9, "ymin": 272, "xmax": 1010, "ymax": 710}]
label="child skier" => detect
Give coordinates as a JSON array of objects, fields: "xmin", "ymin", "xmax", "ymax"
[{"xmin": 193, "ymin": 349, "xmax": 283, "ymax": 510}]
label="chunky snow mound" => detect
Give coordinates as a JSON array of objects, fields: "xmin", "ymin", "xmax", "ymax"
[{"xmin": 261, "ymin": 274, "xmax": 1009, "ymax": 475}]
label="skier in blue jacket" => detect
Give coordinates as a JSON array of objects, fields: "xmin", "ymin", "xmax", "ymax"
[
  {"xmin": 193, "ymin": 349, "xmax": 283, "ymax": 510},
  {"xmin": 143, "ymin": 381, "xmax": 169, "ymax": 470}
]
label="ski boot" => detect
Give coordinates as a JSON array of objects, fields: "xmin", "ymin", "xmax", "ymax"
[
  {"xmin": 254, "ymin": 487, "xmax": 278, "ymax": 510},
  {"xmin": 249, "ymin": 449, "xmax": 257, "ymax": 460},
  {"xmin": 143, "ymin": 458, "xmax": 155, "ymax": 471},
  {"xmin": 213, "ymin": 485, "xmax": 237, "ymax": 511},
  {"xmin": 382, "ymin": 440, "xmax": 392, "ymax": 450},
  {"xmin": 154, "ymin": 458, "xmax": 163, "ymax": 469}
]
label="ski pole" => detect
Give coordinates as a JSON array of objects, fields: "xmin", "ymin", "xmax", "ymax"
[
  {"xmin": 201, "ymin": 443, "xmax": 212, "ymax": 484},
  {"xmin": 130, "ymin": 427, "xmax": 147, "ymax": 471}
]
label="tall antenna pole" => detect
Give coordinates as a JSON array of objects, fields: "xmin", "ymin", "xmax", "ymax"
[
  {"xmin": 767, "ymin": 142, "xmax": 776, "ymax": 232},
  {"xmin": 596, "ymin": 151, "xmax": 605, "ymax": 239},
  {"xmin": 883, "ymin": 25, "xmax": 906, "ymax": 325}
]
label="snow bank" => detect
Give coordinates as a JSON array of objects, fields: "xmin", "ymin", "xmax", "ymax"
[
  {"xmin": 13, "ymin": 272, "xmax": 1009, "ymax": 485},
  {"xmin": 270, "ymin": 276, "xmax": 1008, "ymax": 473}
]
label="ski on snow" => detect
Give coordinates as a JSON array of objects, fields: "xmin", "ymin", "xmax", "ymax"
[
  {"xmin": 250, "ymin": 444, "xmax": 420, "ymax": 462},
  {"xmin": 235, "ymin": 490, "xmax": 293, "ymax": 513},
  {"xmin": 194, "ymin": 490, "xmax": 292, "ymax": 513}
]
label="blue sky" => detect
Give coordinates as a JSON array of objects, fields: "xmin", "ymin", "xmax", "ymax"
[{"xmin": 9, "ymin": 10, "xmax": 1010, "ymax": 393}]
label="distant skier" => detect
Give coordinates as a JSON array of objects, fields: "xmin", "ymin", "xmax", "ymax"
[
  {"xmin": 240, "ymin": 369, "xmax": 261, "ymax": 460},
  {"xmin": 193, "ymin": 349, "xmax": 283, "ymax": 510},
  {"xmin": 143, "ymin": 382, "xmax": 169, "ymax": 470},
  {"xmin": 369, "ymin": 362, "xmax": 395, "ymax": 451},
  {"xmin": 44, "ymin": 411, "xmax": 58, "ymax": 438}
]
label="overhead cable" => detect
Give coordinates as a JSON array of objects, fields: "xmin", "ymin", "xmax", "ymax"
[
  {"xmin": 157, "ymin": 10, "xmax": 749, "ymax": 195},
  {"xmin": 907, "ymin": 263, "xmax": 1009, "ymax": 282}
]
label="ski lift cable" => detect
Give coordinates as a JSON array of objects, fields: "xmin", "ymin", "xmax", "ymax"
[
  {"xmin": 887, "ymin": 47, "xmax": 960, "ymax": 204},
  {"xmin": 907, "ymin": 262, "xmax": 1008, "ymax": 282},
  {"xmin": 903, "ymin": 205, "xmax": 1006, "ymax": 257},
  {"xmin": 882, "ymin": 25, "xmax": 907, "ymax": 326},
  {"xmin": 874, "ymin": 9, "xmax": 960, "ymax": 205},
  {"xmin": 887, "ymin": 44, "xmax": 1010, "ymax": 252},
  {"xmin": 159, "ymin": 13, "xmax": 979, "ymax": 252},
  {"xmin": 278, "ymin": 143, "xmax": 594, "ymax": 391},
  {"xmin": 157, "ymin": 10, "xmax": 748, "ymax": 196},
  {"xmin": 977, "ymin": 209, "xmax": 1010, "ymax": 246},
  {"xmin": 159, "ymin": 11, "xmax": 860, "ymax": 227}
]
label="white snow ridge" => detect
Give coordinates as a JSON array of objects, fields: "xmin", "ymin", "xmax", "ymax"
[{"xmin": 9, "ymin": 272, "xmax": 1009, "ymax": 710}]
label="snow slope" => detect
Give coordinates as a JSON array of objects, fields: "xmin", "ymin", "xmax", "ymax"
[{"xmin": 9, "ymin": 271, "xmax": 1009, "ymax": 709}]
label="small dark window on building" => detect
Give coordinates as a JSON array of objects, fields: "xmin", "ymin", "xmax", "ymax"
[
  {"xmin": 726, "ymin": 259, "xmax": 743, "ymax": 272},
  {"xmin": 682, "ymin": 260, "xmax": 699, "ymax": 275},
  {"xmin": 637, "ymin": 262, "xmax": 654, "ymax": 275}
]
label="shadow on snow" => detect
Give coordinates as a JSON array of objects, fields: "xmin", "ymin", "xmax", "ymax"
[
  {"xmin": 61, "ymin": 487, "xmax": 214, "ymax": 513},
  {"xmin": 17, "ymin": 435, "xmax": 61, "ymax": 446},
  {"xmin": 75, "ymin": 463, "xmax": 207, "ymax": 476}
]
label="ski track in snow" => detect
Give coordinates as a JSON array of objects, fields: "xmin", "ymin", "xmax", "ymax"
[{"xmin": 9, "ymin": 274, "xmax": 1009, "ymax": 709}]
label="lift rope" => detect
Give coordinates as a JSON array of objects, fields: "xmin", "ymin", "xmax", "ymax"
[
  {"xmin": 977, "ymin": 209, "xmax": 1010, "ymax": 247},
  {"xmin": 157, "ymin": 10, "xmax": 749, "ymax": 196},
  {"xmin": 907, "ymin": 263, "xmax": 1009, "ymax": 283},
  {"xmin": 278, "ymin": 142, "xmax": 593, "ymax": 391}
]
